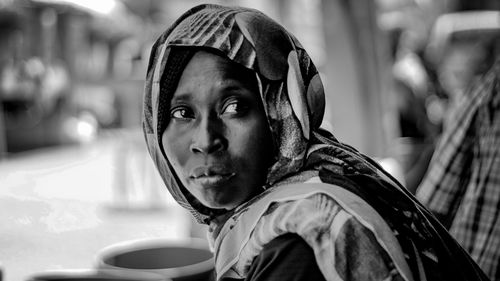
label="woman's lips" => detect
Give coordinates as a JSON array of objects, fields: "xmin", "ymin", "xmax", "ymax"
[
  {"xmin": 190, "ymin": 166, "xmax": 235, "ymax": 187},
  {"xmin": 192, "ymin": 173, "xmax": 235, "ymax": 187}
]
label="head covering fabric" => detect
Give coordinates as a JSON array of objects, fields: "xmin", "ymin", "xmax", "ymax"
[{"xmin": 142, "ymin": 4, "xmax": 488, "ymax": 281}]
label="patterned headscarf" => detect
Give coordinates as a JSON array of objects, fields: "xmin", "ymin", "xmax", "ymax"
[{"xmin": 142, "ymin": 4, "xmax": 488, "ymax": 281}]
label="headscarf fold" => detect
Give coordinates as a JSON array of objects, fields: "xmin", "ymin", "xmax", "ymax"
[{"xmin": 142, "ymin": 4, "xmax": 488, "ymax": 281}]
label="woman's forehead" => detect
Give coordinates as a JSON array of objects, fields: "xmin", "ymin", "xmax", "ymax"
[
  {"xmin": 174, "ymin": 50, "xmax": 258, "ymax": 94},
  {"xmin": 183, "ymin": 51, "xmax": 250, "ymax": 76}
]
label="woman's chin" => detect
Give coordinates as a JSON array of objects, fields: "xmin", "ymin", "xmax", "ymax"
[
  {"xmin": 203, "ymin": 200, "xmax": 239, "ymax": 210},
  {"xmin": 199, "ymin": 195, "xmax": 243, "ymax": 211}
]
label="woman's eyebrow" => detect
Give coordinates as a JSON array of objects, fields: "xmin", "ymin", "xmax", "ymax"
[
  {"xmin": 221, "ymin": 78, "xmax": 257, "ymax": 93},
  {"xmin": 220, "ymin": 84, "xmax": 245, "ymax": 91},
  {"xmin": 219, "ymin": 85, "xmax": 256, "ymax": 100},
  {"xmin": 169, "ymin": 93, "xmax": 192, "ymax": 104}
]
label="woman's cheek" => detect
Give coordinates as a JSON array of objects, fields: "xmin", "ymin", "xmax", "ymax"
[{"xmin": 163, "ymin": 130, "xmax": 189, "ymax": 168}]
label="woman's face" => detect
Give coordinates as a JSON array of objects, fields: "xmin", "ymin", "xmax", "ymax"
[{"xmin": 162, "ymin": 50, "xmax": 274, "ymax": 210}]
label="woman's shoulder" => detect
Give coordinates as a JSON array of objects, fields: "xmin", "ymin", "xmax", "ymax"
[
  {"xmin": 246, "ymin": 183, "xmax": 412, "ymax": 280},
  {"xmin": 244, "ymin": 233, "xmax": 327, "ymax": 281},
  {"xmin": 214, "ymin": 180, "xmax": 413, "ymax": 280}
]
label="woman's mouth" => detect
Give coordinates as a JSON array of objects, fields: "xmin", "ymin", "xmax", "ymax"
[
  {"xmin": 190, "ymin": 167, "xmax": 235, "ymax": 188},
  {"xmin": 192, "ymin": 173, "xmax": 235, "ymax": 187}
]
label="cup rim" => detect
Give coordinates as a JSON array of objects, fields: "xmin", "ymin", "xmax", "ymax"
[
  {"xmin": 95, "ymin": 238, "xmax": 214, "ymax": 278},
  {"xmin": 25, "ymin": 268, "xmax": 169, "ymax": 281}
]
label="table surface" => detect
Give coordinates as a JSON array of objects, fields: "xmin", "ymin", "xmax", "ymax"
[{"xmin": 0, "ymin": 131, "xmax": 195, "ymax": 281}]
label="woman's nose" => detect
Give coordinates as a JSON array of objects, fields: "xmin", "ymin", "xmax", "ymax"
[{"xmin": 190, "ymin": 118, "xmax": 226, "ymax": 154}]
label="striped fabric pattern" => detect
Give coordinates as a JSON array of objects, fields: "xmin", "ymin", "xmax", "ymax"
[{"xmin": 417, "ymin": 60, "xmax": 500, "ymax": 280}]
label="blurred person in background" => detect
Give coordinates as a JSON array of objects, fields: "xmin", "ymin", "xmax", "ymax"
[
  {"xmin": 436, "ymin": 38, "xmax": 494, "ymax": 116},
  {"xmin": 391, "ymin": 24, "xmax": 444, "ymax": 193},
  {"xmin": 143, "ymin": 4, "xmax": 488, "ymax": 280},
  {"xmin": 380, "ymin": 0, "xmax": 448, "ymax": 193},
  {"xmin": 417, "ymin": 35, "xmax": 500, "ymax": 280}
]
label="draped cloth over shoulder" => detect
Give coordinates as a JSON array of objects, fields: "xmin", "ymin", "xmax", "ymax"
[{"xmin": 142, "ymin": 4, "xmax": 489, "ymax": 281}]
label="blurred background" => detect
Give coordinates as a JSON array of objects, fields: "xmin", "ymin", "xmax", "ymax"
[{"xmin": 0, "ymin": 0, "xmax": 499, "ymax": 279}]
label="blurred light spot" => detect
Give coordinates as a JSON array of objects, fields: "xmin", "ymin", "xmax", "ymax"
[
  {"xmin": 76, "ymin": 118, "xmax": 95, "ymax": 140},
  {"xmin": 63, "ymin": 112, "xmax": 98, "ymax": 143},
  {"xmin": 32, "ymin": 0, "xmax": 116, "ymax": 15}
]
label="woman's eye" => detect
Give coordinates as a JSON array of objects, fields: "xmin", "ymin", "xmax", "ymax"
[
  {"xmin": 170, "ymin": 107, "xmax": 194, "ymax": 119},
  {"xmin": 222, "ymin": 100, "xmax": 248, "ymax": 115}
]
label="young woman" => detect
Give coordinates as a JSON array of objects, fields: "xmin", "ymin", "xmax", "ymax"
[{"xmin": 142, "ymin": 4, "xmax": 488, "ymax": 281}]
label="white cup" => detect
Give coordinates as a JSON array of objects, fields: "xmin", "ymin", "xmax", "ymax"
[
  {"xmin": 96, "ymin": 238, "xmax": 214, "ymax": 281},
  {"xmin": 25, "ymin": 268, "xmax": 169, "ymax": 281}
]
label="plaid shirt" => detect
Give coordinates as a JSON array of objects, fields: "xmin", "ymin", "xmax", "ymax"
[{"xmin": 417, "ymin": 60, "xmax": 500, "ymax": 280}]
